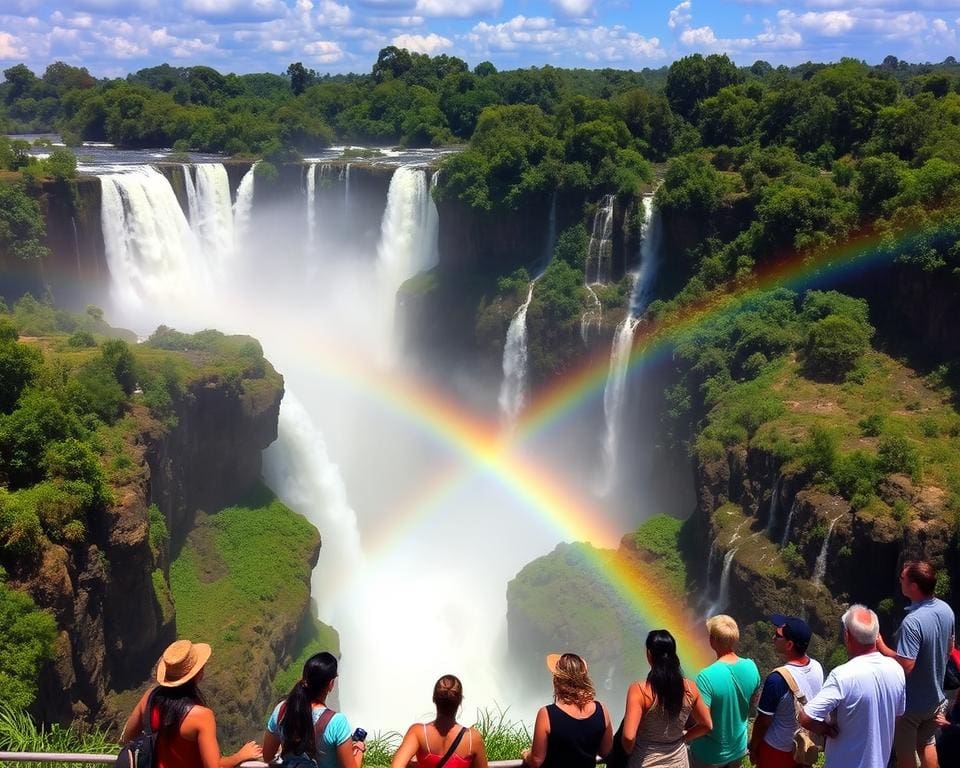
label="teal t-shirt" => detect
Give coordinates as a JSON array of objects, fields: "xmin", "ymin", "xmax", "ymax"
[
  {"xmin": 266, "ymin": 702, "xmax": 352, "ymax": 768},
  {"xmin": 689, "ymin": 658, "xmax": 761, "ymax": 765}
]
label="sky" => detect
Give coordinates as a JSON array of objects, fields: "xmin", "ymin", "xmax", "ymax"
[{"xmin": 1, "ymin": 0, "xmax": 958, "ymax": 78}]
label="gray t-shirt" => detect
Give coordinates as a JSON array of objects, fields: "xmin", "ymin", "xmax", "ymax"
[{"xmin": 896, "ymin": 596, "xmax": 955, "ymax": 714}]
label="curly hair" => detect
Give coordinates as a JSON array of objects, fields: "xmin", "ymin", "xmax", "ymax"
[{"xmin": 552, "ymin": 654, "xmax": 595, "ymax": 708}]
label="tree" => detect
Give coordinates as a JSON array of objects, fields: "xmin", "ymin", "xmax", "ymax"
[
  {"xmin": 286, "ymin": 62, "xmax": 311, "ymax": 96},
  {"xmin": 101, "ymin": 339, "xmax": 137, "ymax": 395},
  {"xmin": 0, "ymin": 183, "xmax": 48, "ymax": 261},
  {"xmin": 0, "ymin": 572, "xmax": 57, "ymax": 708},
  {"xmin": 3, "ymin": 64, "xmax": 37, "ymax": 104},
  {"xmin": 803, "ymin": 314, "xmax": 871, "ymax": 381},
  {"xmin": 0, "ymin": 324, "xmax": 41, "ymax": 414},
  {"xmin": 665, "ymin": 53, "xmax": 740, "ymax": 121},
  {"xmin": 474, "ymin": 61, "xmax": 497, "ymax": 77},
  {"xmin": 372, "ymin": 46, "xmax": 413, "ymax": 83}
]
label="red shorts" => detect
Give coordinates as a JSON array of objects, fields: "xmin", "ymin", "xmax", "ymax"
[{"xmin": 754, "ymin": 741, "xmax": 797, "ymax": 768}]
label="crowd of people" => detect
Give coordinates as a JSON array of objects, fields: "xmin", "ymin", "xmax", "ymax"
[{"xmin": 123, "ymin": 560, "xmax": 957, "ymax": 768}]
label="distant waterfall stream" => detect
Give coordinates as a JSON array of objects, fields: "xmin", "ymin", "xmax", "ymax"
[{"xmin": 499, "ymin": 282, "xmax": 536, "ymax": 425}]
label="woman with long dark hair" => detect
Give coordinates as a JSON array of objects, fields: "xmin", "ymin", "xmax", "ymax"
[
  {"xmin": 621, "ymin": 630, "xmax": 712, "ymax": 768},
  {"xmin": 262, "ymin": 651, "xmax": 365, "ymax": 768},
  {"xmin": 522, "ymin": 653, "xmax": 613, "ymax": 768},
  {"xmin": 390, "ymin": 675, "xmax": 488, "ymax": 768},
  {"xmin": 121, "ymin": 639, "xmax": 262, "ymax": 768}
]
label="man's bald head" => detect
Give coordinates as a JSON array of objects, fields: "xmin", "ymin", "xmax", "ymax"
[{"xmin": 842, "ymin": 604, "xmax": 879, "ymax": 650}]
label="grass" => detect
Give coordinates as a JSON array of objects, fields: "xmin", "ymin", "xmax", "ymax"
[
  {"xmin": 0, "ymin": 704, "xmax": 117, "ymax": 767},
  {"xmin": 272, "ymin": 614, "xmax": 341, "ymax": 699},
  {"xmin": 168, "ymin": 484, "xmax": 320, "ymax": 744}
]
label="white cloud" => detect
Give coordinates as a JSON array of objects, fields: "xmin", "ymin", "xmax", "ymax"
[
  {"xmin": 368, "ymin": 14, "xmax": 426, "ymax": 26},
  {"xmin": 0, "ymin": 31, "xmax": 28, "ymax": 58},
  {"xmin": 50, "ymin": 11, "xmax": 96, "ymax": 28},
  {"xmin": 680, "ymin": 25, "xmax": 718, "ymax": 45},
  {"xmin": 392, "ymin": 31, "xmax": 452, "ymax": 52},
  {"xmin": 465, "ymin": 15, "xmax": 664, "ymax": 61},
  {"xmin": 778, "ymin": 10, "xmax": 857, "ymax": 35},
  {"xmin": 414, "ymin": 0, "xmax": 502, "ymax": 18},
  {"xmin": 668, "ymin": 0, "xmax": 692, "ymax": 29},
  {"xmin": 316, "ymin": 0, "xmax": 352, "ymax": 24},
  {"xmin": 552, "ymin": 0, "xmax": 595, "ymax": 18},
  {"xmin": 304, "ymin": 39, "xmax": 345, "ymax": 62}
]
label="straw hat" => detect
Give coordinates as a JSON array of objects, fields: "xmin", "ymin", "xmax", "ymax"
[
  {"xmin": 156, "ymin": 640, "xmax": 212, "ymax": 687},
  {"xmin": 545, "ymin": 653, "xmax": 588, "ymax": 675}
]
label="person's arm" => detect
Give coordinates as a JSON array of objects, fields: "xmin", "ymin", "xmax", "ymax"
[
  {"xmin": 621, "ymin": 683, "xmax": 646, "ymax": 754},
  {"xmin": 877, "ymin": 620, "xmax": 919, "ymax": 676},
  {"xmin": 390, "ymin": 725, "xmax": 421, "ymax": 768},
  {"xmin": 121, "ymin": 689, "xmax": 150, "ymax": 744},
  {"xmin": 471, "ymin": 727, "xmax": 489, "ymax": 768},
  {"xmin": 799, "ymin": 673, "xmax": 841, "ymax": 740},
  {"xmin": 262, "ymin": 730, "xmax": 281, "ymax": 764},
  {"xmin": 748, "ymin": 714, "xmax": 772, "ymax": 765},
  {"xmin": 336, "ymin": 736, "xmax": 363, "ymax": 768},
  {"xmin": 597, "ymin": 703, "xmax": 613, "ymax": 758},
  {"xmin": 748, "ymin": 671, "xmax": 787, "ymax": 763},
  {"xmin": 684, "ymin": 682, "xmax": 712, "ymax": 744},
  {"xmin": 522, "ymin": 707, "xmax": 549, "ymax": 768}
]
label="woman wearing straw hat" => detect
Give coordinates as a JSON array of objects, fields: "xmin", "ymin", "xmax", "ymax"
[
  {"xmin": 122, "ymin": 639, "xmax": 262, "ymax": 768},
  {"xmin": 522, "ymin": 653, "xmax": 613, "ymax": 768}
]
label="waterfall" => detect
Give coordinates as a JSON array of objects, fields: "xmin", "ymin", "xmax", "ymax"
[
  {"xmin": 71, "ymin": 216, "xmax": 82, "ymax": 277},
  {"xmin": 375, "ymin": 166, "xmax": 439, "ymax": 319},
  {"xmin": 781, "ymin": 499, "xmax": 798, "ymax": 548},
  {"xmin": 342, "ymin": 163, "xmax": 352, "ymax": 213},
  {"xmin": 813, "ymin": 517, "xmax": 839, "ymax": 586},
  {"xmin": 498, "ymin": 282, "xmax": 535, "ymax": 425},
  {"xmin": 306, "ymin": 163, "xmax": 317, "ymax": 254},
  {"xmin": 630, "ymin": 194, "xmax": 663, "ymax": 316},
  {"xmin": 233, "ymin": 164, "xmax": 256, "ymax": 243},
  {"xmin": 193, "ymin": 163, "xmax": 235, "ymax": 269},
  {"xmin": 581, "ymin": 286, "xmax": 602, "ymax": 344},
  {"xmin": 765, "ymin": 474, "xmax": 782, "ymax": 538},
  {"xmin": 585, "ymin": 194, "xmax": 615, "ymax": 285},
  {"xmin": 597, "ymin": 315, "xmax": 639, "ymax": 494},
  {"xmin": 99, "ymin": 166, "xmax": 207, "ymax": 312},
  {"xmin": 705, "ymin": 548, "xmax": 738, "ymax": 617},
  {"xmin": 263, "ymin": 393, "xmax": 364, "ymax": 613},
  {"xmin": 182, "ymin": 164, "xmax": 200, "ymax": 226}
]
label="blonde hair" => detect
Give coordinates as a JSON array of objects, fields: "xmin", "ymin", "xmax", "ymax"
[
  {"xmin": 706, "ymin": 614, "xmax": 740, "ymax": 652},
  {"xmin": 552, "ymin": 653, "xmax": 595, "ymax": 708}
]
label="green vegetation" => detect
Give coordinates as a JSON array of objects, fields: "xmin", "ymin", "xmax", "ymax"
[
  {"xmin": 272, "ymin": 614, "xmax": 340, "ymax": 698},
  {"xmin": 0, "ymin": 703, "xmax": 115, "ymax": 767},
  {"xmin": 632, "ymin": 515, "xmax": 686, "ymax": 593},
  {"xmin": 0, "ymin": 570, "xmax": 57, "ymax": 709}
]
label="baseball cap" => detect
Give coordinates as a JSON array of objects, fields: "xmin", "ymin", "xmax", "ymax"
[{"xmin": 771, "ymin": 615, "xmax": 813, "ymax": 650}]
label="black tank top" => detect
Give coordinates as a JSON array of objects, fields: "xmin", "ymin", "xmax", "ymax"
[{"xmin": 541, "ymin": 702, "xmax": 606, "ymax": 768}]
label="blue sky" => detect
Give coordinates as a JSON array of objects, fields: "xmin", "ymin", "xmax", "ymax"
[{"xmin": 1, "ymin": 0, "xmax": 958, "ymax": 78}]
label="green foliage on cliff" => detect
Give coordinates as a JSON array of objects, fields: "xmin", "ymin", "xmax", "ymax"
[
  {"xmin": 632, "ymin": 515, "xmax": 686, "ymax": 593},
  {"xmin": 0, "ymin": 181, "xmax": 48, "ymax": 262},
  {"xmin": 0, "ymin": 568, "xmax": 57, "ymax": 709},
  {"xmin": 169, "ymin": 484, "xmax": 320, "ymax": 743}
]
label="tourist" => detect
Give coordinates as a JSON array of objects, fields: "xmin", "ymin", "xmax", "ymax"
[
  {"xmin": 877, "ymin": 560, "xmax": 955, "ymax": 768},
  {"xmin": 747, "ymin": 616, "xmax": 823, "ymax": 768},
  {"xmin": 262, "ymin": 651, "xmax": 365, "ymax": 768},
  {"xmin": 935, "ymin": 693, "xmax": 960, "ymax": 765},
  {"xmin": 621, "ymin": 629, "xmax": 712, "ymax": 768},
  {"xmin": 522, "ymin": 653, "xmax": 613, "ymax": 768},
  {"xmin": 390, "ymin": 675, "xmax": 488, "ymax": 768},
  {"xmin": 121, "ymin": 639, "xmax": 262, "ymax": 768},
  {"xmin": 688, "ymin": 615, "xmax": 761, "ymax": 768},
  {"xmin": 798, "ymin": 605, "xmax": 905, "ymax": 768}
]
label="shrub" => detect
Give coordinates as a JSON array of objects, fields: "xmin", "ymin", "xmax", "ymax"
[
  {"xmin": 781, "ymin": 543, "xmax": 805, "ymax": 575},
  {"xmin": 877, "ymin": 435, "xmax": 922, "ymax": 480},
  {"xmin": 919, "ymin": 417, "xmax": 939, "ymax": 438},
  {"xmin": 859, "ymin": 413, "xmax": 884, "ymax": 437},
  {"xmin": 801, "ymin": 427, "xmax": 838, "ymax": 479},
  {"xmin": 833, "ymin": 450, "xmax": 880, "ymax": 506},
  {"xmin": 100, "ymin": 339, "xmax": 137, "ymax": 395},
  {"xmin": 0, "ymin": 575, "xmax": 57, "ymax": 709},
  {"xmin": 66, "ymin": 330, "xmax": 95, "ymax": 348},
  {"xmin": 803, "ymin": 314, "xmax": 871, "ymax": 381},
  {"xmin": 0, "ymin": 330, "xmax": 41, "ymax": 414}
]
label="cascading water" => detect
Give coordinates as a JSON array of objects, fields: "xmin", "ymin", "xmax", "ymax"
[
  {"xmin": 706, "ymin": 548, "xmax": 738, "ymax": 616},
  {"xmin": 375, "ymin": 166, "xmax": 439, "ymax": 345},
  {"xmin": 182, "ymin": 164, "xmax": 200, "ymax": 226},
  {"xmin": 585, "ymin": 195, "xmax": 615, "ymax": 285},
  {"xmin": 306, "ymin": 163, "xmax": 317, "ymax": 254},
  {"xmin": 765, "ymin": 474, "xmax": 781, "ymax": 538},
  {"xmin": 597, "ymin": 196, "xmax": 660, "ymax": 495},
  {"xmin": 193, "ymin": 164, "xmax": 235, "ymax": 270},
  {"xmin": 780, "ymin": 500, "xmax": 798, "ymax": 547},
  {"xmin": 233, "ymin": 164, "xmax": 256, "ymax": 244},
  {"xmin": 813, "ymin": 517, "xmax": 839, "ymax": 586},
  {"xmin": 499, "ymin": 283, "xmax": 535, "ymax": 425}
]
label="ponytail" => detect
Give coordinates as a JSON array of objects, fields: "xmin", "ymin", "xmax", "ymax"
[
  {"xmin": 280, "ymin": 652, "xmax": 338, "ymax": 756},
  {"xmin": 645, "ymin": 630, "xmax": 685, "ymax": 720}
]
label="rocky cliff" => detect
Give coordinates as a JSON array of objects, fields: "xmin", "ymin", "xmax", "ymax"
[{"xmin": 15, "ymin": 353, "xmax": 285, "ymax": 726}]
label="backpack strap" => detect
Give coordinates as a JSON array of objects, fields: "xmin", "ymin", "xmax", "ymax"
[
  {"xmin": 143, "ymin": 688, "xmax": 159, "ymax": 736},
  {"xmin": 435, "ymin": 727, "xmax": 467, "ymax": 768},
  {"xmin": 775, "ymin": 666, "xmax": 808, "ymax": 706},
  {"xmin": 314, "ymin": 707, "xmax": 336, "ymax": 747}
]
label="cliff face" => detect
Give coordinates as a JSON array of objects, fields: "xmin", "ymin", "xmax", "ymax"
[
  {"xmin": 19, "ymin": 370, "xmax": 284, "ymax": 725},
  {"xmin": 690, "ymin": 443, "xmax": 956, "ymax": 643}
]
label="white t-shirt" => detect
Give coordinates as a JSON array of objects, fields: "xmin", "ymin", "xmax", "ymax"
[
  {"xmin": 803, "ymin": 651, "xmax": 905, "ymax": 768},
  {"xmin": 758, "ymin": 658, "xmax": 824, "ymax": 752}
]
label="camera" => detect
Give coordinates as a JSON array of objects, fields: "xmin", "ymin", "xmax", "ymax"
[{"xmin": 353, "ymin": 728, "xmax": 367, "ymax": 742}]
